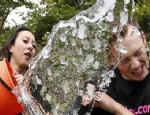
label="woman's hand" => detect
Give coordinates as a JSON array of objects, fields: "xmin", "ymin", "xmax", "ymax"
[
  {"xmin": 12, "ymin": 71, "xmax": 31, "ymax": 92},
  {"xmin": 12, "ymin": 71, "xmax": 24, "ymax": 85}
]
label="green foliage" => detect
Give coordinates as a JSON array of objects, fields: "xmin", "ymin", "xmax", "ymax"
[
  {"xmin": 27, "ymin": 0, "xmax": 96, "ymax": 47},
  {"xmin": 0, "ymin": 0, "xmax": 35, "ymax": 49},
  {"xmin": 0, "ymin": 0, "xmax": 96, "ymax": 49},
  {"xmin": 1, "ymin": 0, "xmax": 150, "ymax": 49},
  {"xmin": 113, "ymin": 0, "xmax": 124, "ymax": 17},
  {"xmin": 0, "ymin": 0, "xmax": 34, "ymax": 33},
  {"xmin": 134, "ymin": 0, "xmax": 150, "ymax": 40}
]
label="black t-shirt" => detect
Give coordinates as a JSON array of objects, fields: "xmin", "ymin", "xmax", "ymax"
[{"xmin": 79, "ymin": 68, "xmax": 150, "ymax": 115}]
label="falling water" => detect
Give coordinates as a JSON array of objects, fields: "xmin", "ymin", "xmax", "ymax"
[{"xmin": 12, "ymin": 0, "xmax": 138, "ymax": 115}]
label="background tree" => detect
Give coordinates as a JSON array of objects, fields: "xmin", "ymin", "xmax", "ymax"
[
  {"xmin": 0, "ymin": 0, "xmax": 95, "ymax": 48},
  {"xmin": 0, "ymin": 0, "xmax": 34, "ymax": 48},
  {"xmin": 0, "ymin": 0, "xmax": 150, "ymax": 48},
  {"xmin": 26, "ymin": 0, "xmax": 96, "ymax": 46},
  {"xmin": 134, "ymin": 0, "xmax": 150, "ymax": 39}
]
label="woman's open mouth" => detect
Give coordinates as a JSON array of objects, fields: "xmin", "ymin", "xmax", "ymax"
[{"xmin": 24, "ymin": 52, "xmax": 31, "ymax": 59}]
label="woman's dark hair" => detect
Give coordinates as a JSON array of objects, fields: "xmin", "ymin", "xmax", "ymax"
[{"xmin": 1, "ymin": 26, "xmax": 34, "ymax": 62}]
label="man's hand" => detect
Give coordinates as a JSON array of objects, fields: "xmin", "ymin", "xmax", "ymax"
[{"xmin": 94, "ymin": 92, "xmax": 134, "ymax": 115}]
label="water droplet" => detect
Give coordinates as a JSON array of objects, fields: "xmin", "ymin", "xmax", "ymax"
[
  {"xmin": 77, "ymin": 24, "xmax": 87, "ymax": 39},
  {"xmin": 72, "ymin": 58, "xmax": 79, "ymax": 69},
  {"xmin": 86, "ymin": 54, "xmax": 94, "ymax": 64},
  {"xmin": 118, "ymin": 44, "xmax": 127, "ymax": 53},
  {"xmin": 101, "ymin": 72, "xmax": 108, "ymax": 78},
  {"xmin": 81, "ymin": 61, "xmax": 88, "ymax": 71},
  {"xmin": 59, "ymin": 55, "xmax": 68, "ymax": 66},
  {"xmin": 41, "ymin": 85, "xmax": 47, "ymax": 94},
  {"xmin": 76, "ymin": 81, "xmax": 80, "ymax": 87},
  {"xmin": 98, "ymin": 0, "xmax": 105, "ymax": 6},
  {"xmin": 83, "ymin": 39, "xmax": 90, "ymax": 50},
  {"xmin": 106, "ymin": 11, "xmax": 114, "ymax": 22},
  {"xmin": 76, "ymin": 48, "xmax": 82, "ymax": 55},
  {"xmin": 130, "ymin": 26, "xmax": 141, "ymax": 37},
  {"xmin": 71, "ymin": 38, "xmax": 76, "ymax": 46},
  {"xmin": 120, "ymin": 11, "xmax": 128, "ymax": 25},
  {"xmin": 35, "ymin": 75, "xmax": 42, "ymax": 85},
  {"xmin": 59, "ymin": 33, "xmax": 66, "ymax": 42},
  {"xmin": 112, "ymin": 26, "xmax": 118, "ymax": 33},
  {"xmin": 47, "ymin": 68, "xmax": 52, "ymax": 76},
  {"xmin": 42, "ymin": 46, "xmax": 51, "ymax": 59},
  {"xmin": 62, "ymin": 81, "xmax": 70, "ymax": 94},
  {"xmin": 92, "ymin": 61, "xmax": 100, "ymax": 69},
  {"xmin": 92, "ymin": 39, "xmax": 101, "ymax": 52},
  {"xmin": 108, "ymin": 70, "xmax": 115, "ymax": 78},
  {"xmin": 45, "ymin": 94, "xmax": 51, "ymax": 101}
]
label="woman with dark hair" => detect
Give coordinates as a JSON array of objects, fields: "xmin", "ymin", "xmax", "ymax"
[
  {"xmin": 0, "ymin": 26, "xmax": 37, "ymax": 115},
  {"xmin": 1, "ymin": 26, "xmax": 37, "ymax": 62}
]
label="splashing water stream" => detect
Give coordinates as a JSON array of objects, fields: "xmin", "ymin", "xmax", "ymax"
[{"xmin": 12, "ymin": 0, "xmax": 138, "ymax": 115}]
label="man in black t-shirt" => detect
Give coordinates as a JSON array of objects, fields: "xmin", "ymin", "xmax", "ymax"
[{"xmin": 79, "ymin": 19, "xmax": 150, "ymax": 115}]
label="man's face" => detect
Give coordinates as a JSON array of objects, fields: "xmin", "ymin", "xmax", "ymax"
[{"xmin": 117, "ymin": 25, "xmax": 149, "ymax": 81}]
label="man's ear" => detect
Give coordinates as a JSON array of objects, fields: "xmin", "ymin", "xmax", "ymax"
[
  {"xmin": 108, "ymin": 49, "xmax": 118, "ymax": 65},
  {"xmin": 107, "ymin": 41, "xmax": 119, "ymax": 65},
  {"xmin": 141, "ymin": 31, "xmax": 146, "ymax": 46}
]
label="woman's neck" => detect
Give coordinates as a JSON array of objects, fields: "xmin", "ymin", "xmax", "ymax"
[{"xmin": 9, "ymin": 60, "xmax": 26, "ymax": 75}]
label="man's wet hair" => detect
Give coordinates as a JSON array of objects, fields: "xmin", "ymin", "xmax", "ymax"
[
  {"xmin": 106, "ymin": 17, "xmax": 143, "ymax": 65},
  {"xmin": 109, "ymin": 17, "xmax": 142, "ymax": 44}
]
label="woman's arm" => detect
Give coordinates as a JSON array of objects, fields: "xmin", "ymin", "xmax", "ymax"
[{"xmin": 12, "ymin": 72, "xmax": 51, "ymax": 115}]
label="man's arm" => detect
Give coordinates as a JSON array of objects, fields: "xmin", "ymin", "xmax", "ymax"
[{"xmin": 94, "ymin": 92, "xmax": 133, "ymax": 115}]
